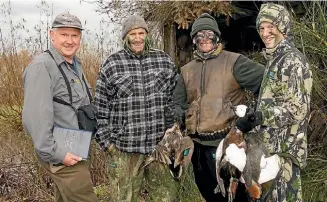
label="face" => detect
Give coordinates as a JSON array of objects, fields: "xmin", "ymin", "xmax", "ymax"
[
  {"xmin": 126, "ymin": 28, "xmax": 147, "ymax": 54},
  {"xmin": 259, "ymin": 22, "xmax": 285, "ymax": 49},
  {"xmin": 194, "ymin": 30, "xmax": 216, "ymax": 53},
  {"xmin": 50, "ymin": 27, "xmax": 81, "ymax": 62}
]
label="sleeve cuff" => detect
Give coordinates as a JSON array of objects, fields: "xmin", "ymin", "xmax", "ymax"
[
  {"xmin": 260, "ymin": 109, "xmax": 272, "ymax": 126},
  {"xmin": 51, "ymin": 145, "xmax": 67, "ymax": 164}
]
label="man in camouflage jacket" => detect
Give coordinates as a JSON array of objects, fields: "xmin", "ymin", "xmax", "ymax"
[{"xmin": 236, "ymin": 3, "xmax": 313, "ymax": 202}]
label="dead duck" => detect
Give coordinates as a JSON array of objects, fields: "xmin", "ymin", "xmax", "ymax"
[
  {"xmin": 242, "ymin": 133, "xmax": 281, "ymax": 201},
  {"xmin": 215, "ymin": 105, "xmax": 281, "ymax": 201},
  {"xmin": 143, "ymin": 123, "xmax": 194, "ymax": 180},
  {"xmin": 215, "ymin": 126, "xmax": 247, "ymax": 201}
]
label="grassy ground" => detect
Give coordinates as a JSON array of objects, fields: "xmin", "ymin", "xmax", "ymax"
[{"xmin": 0, "ymin": 117, "xmax": 204, "ymax": 202}]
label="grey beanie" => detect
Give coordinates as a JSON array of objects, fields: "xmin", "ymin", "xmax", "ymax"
[
  {"xmin": 190, "ymin": 13, "xmax": 221, "ymax": 38},
  {"xmin": 121, "ymin": 15, "xmax": 149, "ymax": 39}
]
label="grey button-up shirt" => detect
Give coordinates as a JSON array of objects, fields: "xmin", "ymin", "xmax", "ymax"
[{"xmin": 22, "ymin": 45, "xmax": 91, "ymax": 163}]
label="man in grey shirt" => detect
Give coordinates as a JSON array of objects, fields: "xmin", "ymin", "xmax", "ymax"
[{"xmin": 22, "ymin": 13, "xmax": 97, "ymax": 202}]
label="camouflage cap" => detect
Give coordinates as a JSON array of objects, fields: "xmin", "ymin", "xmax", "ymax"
[
  {"xmin": 52, "ymin": 13, "xmax": 83, "ymax": 30},
  {"xmin": 256, "ymin": 3, "xmax": 290, "ymax": 35}
]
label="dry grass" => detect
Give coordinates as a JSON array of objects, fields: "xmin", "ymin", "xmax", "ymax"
[
  {"xmin": 0, "ymin": 1, "xmax": 204, "ymax": 201},
  {"xmin": 0, "ymin": 48, "xmax": 203, "ymax": 201}
]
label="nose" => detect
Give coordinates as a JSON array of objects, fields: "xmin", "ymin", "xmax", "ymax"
[
  {"xmin": 261, "ymin": 27, "xmax": 271, "ymax": 37},
  {"xmin": 134, "ymin": 34, "xmax": 142, "ymax": 41},
  {"xmin": 201, "ymin": 38, "xmax": 211, "ymax": 43},
  {"xmin": 66, "ymin": 35, "xmax": 73, "ymax": 44}
]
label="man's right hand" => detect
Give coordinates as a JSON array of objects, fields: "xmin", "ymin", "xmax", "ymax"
[{"xmin": 62, "ymin": 152, "xmax": 82, "ymax": 166}]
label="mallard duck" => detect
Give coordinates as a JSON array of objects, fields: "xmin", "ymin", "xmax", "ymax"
[{"xmin": 143, "ymin": 123, "xmax": 194, "ymax": 180}]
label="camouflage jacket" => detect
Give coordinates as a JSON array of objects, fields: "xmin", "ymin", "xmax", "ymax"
[{"xmin": 257, "ymin": 38, "xmax": 312, "ymax": 168}]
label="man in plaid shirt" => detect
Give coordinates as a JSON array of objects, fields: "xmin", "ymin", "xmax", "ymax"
[{"xmin": 94, "ymin": 15, "xmax": 180, "ymax": 202}]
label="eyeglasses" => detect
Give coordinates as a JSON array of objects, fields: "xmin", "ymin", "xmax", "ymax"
[{"xmin": 196, "ymin": 30, "xmax": 216, "ymax": 40}]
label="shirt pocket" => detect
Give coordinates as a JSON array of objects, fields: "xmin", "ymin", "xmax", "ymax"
[
  {"xmin": 113, "ymin": 75, "xmax": 133, "ymax": 98},
  {"xmin": 70, "ymin": 79, "xmax": 87, "ymax": 103},
  {"xmin": 54, "ymin": 76, "xmax": 82, "ymax": 103},
  {"xmin": 153, "ymin": 69, "xmax": 173, "ymax": 93}
]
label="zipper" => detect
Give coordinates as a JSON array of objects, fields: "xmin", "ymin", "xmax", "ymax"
[
  {"xmin": 139, "ymin": 58, "xmax": 148, "ymax": 152},
  {"xmin": 197, "ymin": 60, "xmax": 206, "ymax": 132}
]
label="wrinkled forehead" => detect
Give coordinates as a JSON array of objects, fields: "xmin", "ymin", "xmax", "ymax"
[{"xmin": 127, "ymin": 27, "xmax": 147, "ymax": 35}]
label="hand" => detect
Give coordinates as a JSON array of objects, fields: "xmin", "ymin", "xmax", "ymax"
[
  {"xmin": 164, "ymin": 106, "xmax": 182, "ymax": 129},
  {"xmin": 62, "ymin": 152, "xmax": 82, "ymax": 166},
  {"xmin": 235, "ymin": 109, "xmax": 262, "ymax": 133},
  {"xmin": 107, "ymin": 144, "xmax": 117, "ymax": 155}
]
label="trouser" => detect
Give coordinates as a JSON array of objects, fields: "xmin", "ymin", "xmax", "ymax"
[
  {"xmin": 107, "ymin": 147, "xmax": 181, "ymax": 202},
  {"xmin": 40, "ymin": 160, "xmax": 98, "ymax": 202},
  {"xmin": 191, "ymin": 142, "xmax": 249, "ymax": 202},
  {"xmin": 267, "ymin": 157, "xmax": 303, "ymax": 202}
]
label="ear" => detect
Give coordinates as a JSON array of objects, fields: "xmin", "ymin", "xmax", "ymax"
[{"xmin": 49, "ymin": 29, "xmax": 55, "ymax": 42}]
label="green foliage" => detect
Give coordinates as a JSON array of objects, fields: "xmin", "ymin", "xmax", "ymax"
[{"xmin": 286, "ymin": 2, "xmax": 327, "ymax": 201}]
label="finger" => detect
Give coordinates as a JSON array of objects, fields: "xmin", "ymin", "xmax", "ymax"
[
  {"xmin": 70, "ymin": 159, "xmax": 79, "ymax": 166},
  {"xmin": 108, "ymin": 144, "xmax": 115, "ymax": 152}
]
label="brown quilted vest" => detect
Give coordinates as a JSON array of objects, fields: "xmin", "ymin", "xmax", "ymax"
[{"xmin": 181, "ymin": 50, "xmax": 245, "ymax": 135}]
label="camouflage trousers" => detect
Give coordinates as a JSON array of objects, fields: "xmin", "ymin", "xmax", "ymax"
[
  {"xmin": 268, "ymin": 157, "xmax": 303, "ymax": 202},
  {"xmin": 107, "ymin": 148, "xmax": 181, "ymax": 202}
]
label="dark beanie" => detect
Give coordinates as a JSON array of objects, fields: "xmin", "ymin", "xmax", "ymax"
[{"xmin": 190, "ymin": 13, "xmax": 221, "ymax": 38}]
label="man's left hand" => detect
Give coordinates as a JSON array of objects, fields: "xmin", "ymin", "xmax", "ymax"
[{"xmin": 235, "ymin": 109, "xmax": 262, "ymax": 133}]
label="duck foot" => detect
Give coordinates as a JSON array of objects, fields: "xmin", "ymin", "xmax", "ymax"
[{"xmin": 228, "ymin": 177, "xmax": 238, "ymax": 202}]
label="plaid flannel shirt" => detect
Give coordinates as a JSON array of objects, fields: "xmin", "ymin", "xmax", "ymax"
[{"xmin": 94, "ymin": 48, "xmax": 178, "ymax": 154}]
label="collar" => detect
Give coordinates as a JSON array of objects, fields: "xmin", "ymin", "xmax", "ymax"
[
  {"xmin": 123, "ymin": 36, "xmax": 151, "ymax": 58},
  {"xmin": 48, "ymin": 44, "xmax": 81, "ymax": 65},
  {"xmin": 262, "ymin": 37, "xmax": 294, "ymax": 61},
  {"xmin": 193, "ymin": 43, "xmax": 223, "ymax": 60}
]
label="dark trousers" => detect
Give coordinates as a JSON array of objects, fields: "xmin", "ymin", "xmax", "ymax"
[{"xmin": 191, "ymin": 142, "xmax": 249, "ymax": 202}]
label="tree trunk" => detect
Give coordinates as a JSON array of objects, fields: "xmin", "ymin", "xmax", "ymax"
[{"xmin": 163, "ymin": 24, "xmax": 176, "ymax": 64}]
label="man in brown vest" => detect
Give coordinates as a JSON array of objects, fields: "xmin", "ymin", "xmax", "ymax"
[{"xmin": 172, "ymin": 13, "xmax": 265, "ymax": 202}]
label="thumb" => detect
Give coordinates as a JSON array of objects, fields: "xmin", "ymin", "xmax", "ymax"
[{"xmin": 71, "ymin": 155, "xmax": 82, "ymax": 161}]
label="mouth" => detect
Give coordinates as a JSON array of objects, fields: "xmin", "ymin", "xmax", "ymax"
[
  {"xmin": 264, "ymin": 37, "xmax": 274, "ymax": 45},
  {"xmin": 200, "ymin": 42, "xmax": 211, "ymax": 46},
  {"xmin": 64, "ymin": 46, "xmax": 74, "ymax": 50},
  {"xmin": 132, "ymin": 42, "xmax": 144, "ymax": 46}
]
